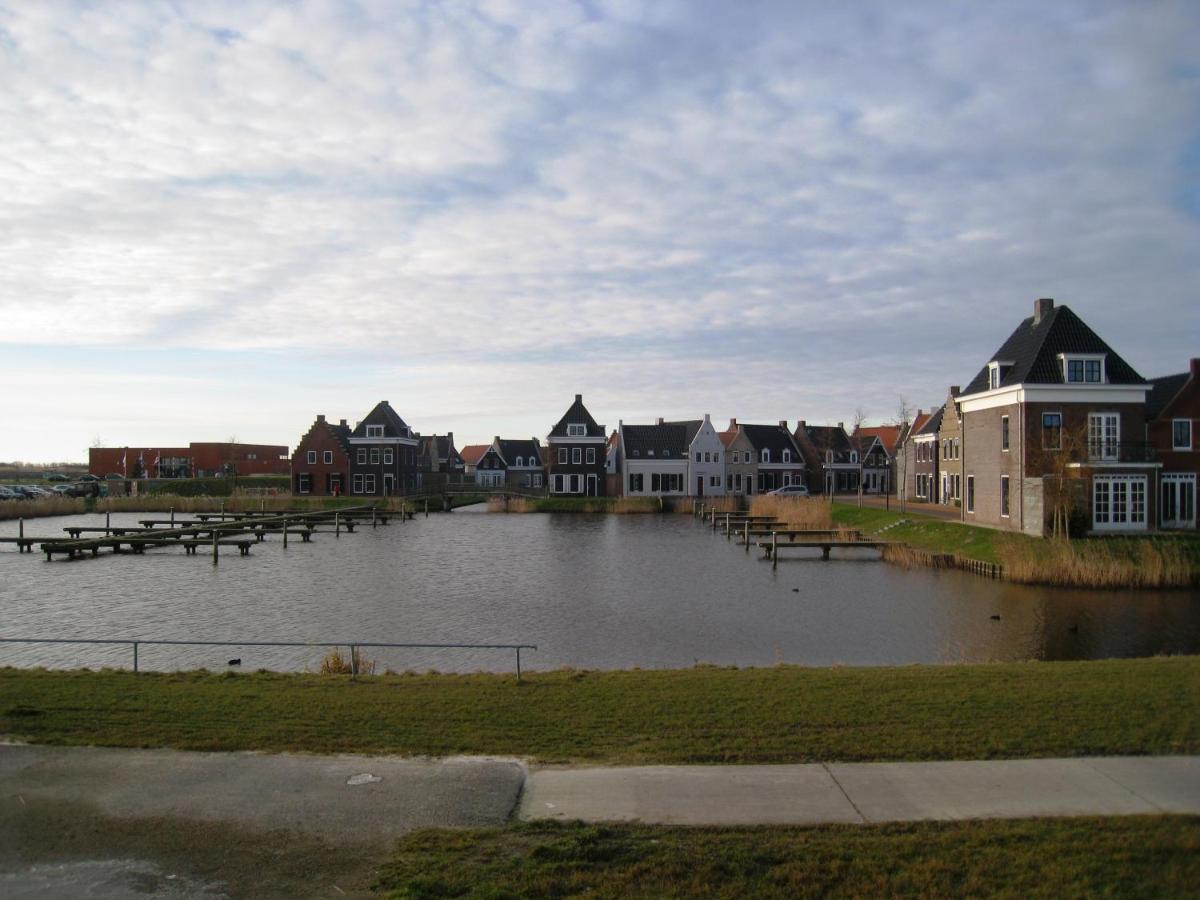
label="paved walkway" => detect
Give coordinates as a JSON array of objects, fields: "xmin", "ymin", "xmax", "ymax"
[
  {"xmin": 519, "ymin": 757, "xmax": 1200, "ymax": 825},
  {"xmin": 3, "ymin": 746, "xmax": 1198, "ymax": 896}
]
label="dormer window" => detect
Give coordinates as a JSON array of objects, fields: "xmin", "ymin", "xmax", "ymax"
[
  {"xmin": 850, "ymin": 451, "xmax": 858, "ymax": 463},
  {"xmin": 782, "ymin": 449, "xmax": 791, "ymax": 463},
  {"xmin": 566, "ymin": 424, "xmax": 586, "ymax": 437},
  {"xmin": 761, "ymin": 449, "xmax": 770, "ymax": 463},
  {"xmin": 515, "ymin": 456, "xmax": 523, "ymax": 467},
  {"xmin": 366, "ymin": 425, "xmax": 384, "ymax": 438},
  {"xmin": 1060, "ymin": 354, "xmax": 1105, "ymax": 384},
  {"xmin": 825, "ymin": 451, "xmax": 832, "ymax": 463},
  {"xmin": 987, "ymin": 361, "xmax": 1013, "ymax": 390}
]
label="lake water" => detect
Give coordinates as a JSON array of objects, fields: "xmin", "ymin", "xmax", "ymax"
[{"xmin": 1, "ymin": 509, "xmax": 1197, "ymax": 673}]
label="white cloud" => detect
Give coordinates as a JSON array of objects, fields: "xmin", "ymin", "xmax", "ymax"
[{"xmin": 1, "ymin": 1, "xmax": 1198, "ymax": 459}]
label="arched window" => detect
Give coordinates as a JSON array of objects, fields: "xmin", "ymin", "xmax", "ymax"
[
  {"xmin": 516, "ymin": 456, "xmax": 523, "ymax": 467},
  {"xmin": 761, "ymin": 449, "xmax": 770, "ymax": 463},
  {"xmin": 783, "ymin": 450, "xmax": 791, "ymax": 463}
]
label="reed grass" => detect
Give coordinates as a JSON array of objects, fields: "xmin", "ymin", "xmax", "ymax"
[
  {"xmin": 0, "ymin": 494, "xmax": 408, "ymax": 521},
  {"xmin": 748, "ymin": 495, "xmax": 834, "ymax": 530},
  {"xmin": 489, "ymin": 496, "xmax": 661, "ymax": 513},
  {"xmin": 0, "ymin": 497, "xmax": 83, "ymax": 521},
  {"xmin": 318, "ymin": 647, "xmax": 377, "ymax": 676},
  {"xmin": 997, "ymin": 536, "xmax": 1199, "ymax": 589},
  {"xmin": 698, "ymin": 495, "xmax": 743, "ymax": 514}
]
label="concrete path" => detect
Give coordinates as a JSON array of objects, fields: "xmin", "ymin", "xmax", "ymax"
[{"xmin": 519, "ymin": 757, "xmax": 1200, "ymax": 825}]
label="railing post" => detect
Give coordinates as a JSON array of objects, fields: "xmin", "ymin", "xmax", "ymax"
[
  {"xmin": 372, "ymin": 506, "xmax": 376, "ymax": 528},
  {"xmin": 516, "ymin": 647, "xmax": 522, "ymax": 683},
  {"xmin": 744, "ymin": 520, "xmax": 750, "ymax": 551},
  {"xmin": 350, "ymin": 644, "xmax": 358, "ymax": 678},
  {"xmin": 212, "ymin": 528, "xmax": 218, "ymax": 564},
  {"xmin": 133, "ymin": 641, "xmax": 139, "ymax": 673},
  {"xmin": 170, "ymin": 507, "xmax": 175, "ymax": 526},
  {"xmin": 18, "ymin": 518, "xmax": 23, "ymax": 540},
  {"xmin": 106, "ymin": 511, "xmax": 111, "ymax": 534}
]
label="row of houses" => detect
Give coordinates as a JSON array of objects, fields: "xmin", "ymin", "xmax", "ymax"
[{"xmin": 288, "ymin": 299, "xmax": 1195, "ymax": 534}]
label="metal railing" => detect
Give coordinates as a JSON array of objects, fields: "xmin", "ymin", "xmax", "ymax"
[{"xmin": 0, "ymin": 638, "xmax": 537, "ymax": 680}]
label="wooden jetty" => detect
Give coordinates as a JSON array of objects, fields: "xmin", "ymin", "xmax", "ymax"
[
  {"xmin": 33, "ymin": 505, "xmax": 390, "ymax": 562},
  {"xmin": 758, "ymin": 535, "xmax": 895, "ymax": 568}
]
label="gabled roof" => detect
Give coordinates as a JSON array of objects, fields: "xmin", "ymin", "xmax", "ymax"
[
  {"xmin": 962, "ymin": 302, "xmax": 1146, "ymax": 396},
  {"xmin": 549, "ymin": 394, "xmax": 605, "ymax": 438},
  {"xmin": 496, "ymin": 439, "xmax": 542, "ymax": 466},
  {"xmin": 663, "ymin": 419, "xmax": 703, "ymax": 445},
  {"xmin": 855, "ymin": 425, "xmax": 902, "ymax": 455},
  {"xmin": 739, "ymin": 423, "xmax": 801, "ymax": 457},
  {"xmin": 459, "ymin": 444, "xmax": 489, "ymax": 467},
  {"xmin": 1146, "ymin": 373, "xmax": 1189, "ymax": 421},
  {"xmin": 718, "ymin": 428, "xmax": 738, "ymax": 449},
  {"xmin": 351, "ymin": 401, "xmax": 412, "ymax": 438},
  {"xmin": 913, "ymin": 405, "xmax": 944, "ymax": 438},
  {"xmin": 622, "ymin": 423, "xmax": 692, "ymax": 459},
  {"xmin": 799, "ymin": 423, "xmax": 852, "ymax": 454}
]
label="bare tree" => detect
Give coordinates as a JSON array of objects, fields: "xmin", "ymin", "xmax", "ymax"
[
  {"xmin": 1032, "ymin": 419, "xmax": 1089, "ymax": 540},
  {"xmin": 892, "ymin": 396, "xmax": 914, "ymax": 513},
  {"xmin": 852, "ymin": 407, "xmax": 867, "ymax": 508}
]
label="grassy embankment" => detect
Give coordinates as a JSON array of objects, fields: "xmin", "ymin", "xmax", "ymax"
[
  {"xmin": 376, "ymin": 817, "xmax": 1200, "ymax": 899},
  {"xmin": 831, "ymin": 503, "xmax": 1200, "ymax": 588},
  {"xmin": 492, "ymin": 496, "xmax": 664, "ymax": 513},
  {"xmin": 3, "ymin": 656, "xmax": 1197, "ymax": 762}
]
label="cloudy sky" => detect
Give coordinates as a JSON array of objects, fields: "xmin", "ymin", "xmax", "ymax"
[{"xmin": 2, "ymin": 1, "xmax": 1198, "ymax": 461}]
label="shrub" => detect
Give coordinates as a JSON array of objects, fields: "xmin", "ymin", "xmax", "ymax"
[{"xmin": 319, "ymin": 647, "xmax": 376, "ymax": 676}]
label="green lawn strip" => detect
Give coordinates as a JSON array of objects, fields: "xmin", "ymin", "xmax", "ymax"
[
  {"xmin": 3, "ymin": 657, "xmax": 1197, "ymax": 761},
  {"xmin": 375, "ymin": 817, "xmax": 1200, "ymax": 899}
]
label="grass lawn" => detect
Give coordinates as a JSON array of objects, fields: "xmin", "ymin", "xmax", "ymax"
[
  {"xmin": 832, "ymin": 503, "xmax": 1005, "ymax": 562},
  {"xmin": 2, "ymin": 656, "xmax": 1197, "ymax": 762},
  {"xmin": 376, "ymin": 817, "xmax": 1200, "ymax": 899}
]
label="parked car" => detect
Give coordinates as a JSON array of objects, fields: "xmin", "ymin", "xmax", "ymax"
[
  {"xmin": 104, "ymin": 473, "xmax": 125, "ymax": 481},
  {"xmin": 51, "ymin": 484, "xmax": 75, "ymax": 494},
  {"xmin": 0, "ymin": 485, "xmax": 19, "ymax": 499},
  {"xmin": 45, "ymin": 473, "xmax": 70, "ymax": 481},
  {"xmin": 21, "ymin": 485, "xmax": 54, "ymax": 497},
  {"xmin": 79, "ymin": 474, "xmax": 101, "ymax": 483},
  {"xmin": 768, "ymin": 484, "xmax": 810, "ymax": 497}
]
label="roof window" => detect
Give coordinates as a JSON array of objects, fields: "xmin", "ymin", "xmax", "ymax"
[{"xmin": 1059, "ymin": 354, "xmax": 1105, "ymax": 384}]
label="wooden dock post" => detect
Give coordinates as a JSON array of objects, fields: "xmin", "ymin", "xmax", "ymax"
[
  {"xmin": 771, "ymin": 532, "xmax": 778, "ymax": 569},
  {"xmin": 724, "ymin": 512, "xmax": 731, "ymax": 536},
  {"xmin": 283, "ymin": 518, "xmax": 289, "ymax": 548},
  {"xmin": 372, "ymin": 507, "xmax": 377, "ymax": 529},
  {"xmin": 744, "ymin": 520, "xmax": 750, "ymax": 551},
  {"xmin": 425, "ymin": 499, "xmax": 429, "ymax": 518},
  {"xmin": 170, "ymin": 507, "xmax": 175, "ymax": 526},
  {"xmin": 19, "ymin": 518, "xmax": 24, "ymax": 542},
  {"xmin": 212, "ymin": 528, "xmax": 218, "ymax": 565},
  {"xmin": 105, "ymin": 511, "xmax": 111, "ymax": 535},
  {"xmin": 335, "ymin": 512, "xmax": 340, "ymax": 538}
]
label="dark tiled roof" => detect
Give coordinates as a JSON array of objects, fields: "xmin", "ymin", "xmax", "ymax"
[
  {"xmin": 549, "ymin": 394, "xmax": 605, "ymax": 438},
  {"xmin": 623, "ymin": 424, "xmax": 692, "ymax": 459},
  {"xmin": 496, "ymin": 439, "xmax": 542, "ymax": 466},
  {"xmin": 662, "ymin": 419, "xmax": 703, "ymax": 445},
  {"xmin": 800, "ymin": 424, "xmax": 852, "ymax": 454},
  {"xmin": 962, "ymin": 304, "xmax": 1146, "ymax": 395},
  {"xmin": 1146, "ymin": 373, "xmax": 1189, "ymax": 420},
  {"xmin": 740, "ymin": 424, "xmax": 801, "ymax": 458},
  {"xmin": 351, "ymin": 401, "xmax": 412, "ymax": 438},
  {"xmin": 914, "ymin": 405, "xmax": 944, "ymax": 437}
]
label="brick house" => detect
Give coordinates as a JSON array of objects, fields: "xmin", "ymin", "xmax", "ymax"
[
  {"xmin": 546, "ymin": 394, "xmax": 607, "ymax": 496},
  {"xmin": 957, "ymin": 298, "xmax": 1155, "ymax": 535},
  {"xmin": 721, "ymin": 420, "xmax": 758, "ymax": 496},
  {"xmin": 416, "ymin": 433, "xmax": 466, "ymax": 491},
  {"xmin": 936, "ymin": 387, "xmax": 963, "ymax": 509},
  {"xmin": 494, "ymin": 438, "xmax": 546, "ymax": 491},
  {"xmin": 1146, "ymin": 358, "xmax": 1198, "ymax": 530},
  {"xmin": 794, "ymin": 422, "xmax": 859, "ymax": 495},
  {"xmin": 291, "ymin": 415, "xmax": 352, "ymax": 496},
  {"xmin": 348, "ymin": 401, "xmax": 420, "ymax": 497},
  {"xmin": 89, "ymin": 442, "xmax": 288, "ymax": 479},
  {"xmin": 903, "ymin": 407, "xmax": 941, "ymax": 502}
]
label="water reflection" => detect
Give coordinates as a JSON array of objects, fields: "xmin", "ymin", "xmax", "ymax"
[{"xmin": 1, "ymin": 511, "xmax": 1197, "ymax": 672}]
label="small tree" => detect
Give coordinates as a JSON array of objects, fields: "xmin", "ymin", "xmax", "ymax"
[
  {"xmin": 1033, "ymin": 420, "xmax": 1089, "ymax": 539},
  {"xmin": 892, "ymin": 396, "xmax": 914, "ymax": 513}
]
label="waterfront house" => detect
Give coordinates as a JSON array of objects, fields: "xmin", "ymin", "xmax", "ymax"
[
  {"xmin": 348, "ymin": 400, "xmax": 420, "ymax": 497},
  {"xmin": 547, "ymin": 394, "xmax": 607, "ymax": 496},
  {"xmin": 688, "ymin": 414, "xmax": 727, "ymax": 497},
  {"xmin": 956, "ymin": 298, "xmax": 1155, "ymax": 534},
  {"xmin": 936, "ymin": 387, "xmax": 963, "ymax": 509},
  {"xmin": 852, "ymin": 428, "xmax": 897, "ymax": 494},
  {"xmin": 619, "ymin": 419, "xmax": 699, "ymax": 497},
  {"xmin": 473, "ymin": 444, "xmax": 507, "ymax": 488},
  {"xmin": 459, "ymin": 444, "xmax": 489, "ymax": 475},
  {"xmin": 743, "ymin": 422, "xmax": 806, "ymax": 493},
  {"xmin": 494, "ymin": 438, "xmax": 545, "ymax": 491},
  {"xmin": 1146, "ymin": 358, "xmax": 1198, "ymax": 530},
  {"xmin": 721, "ymin": 420, "xmax": 757, "ymax": 495},
  {"xmin": 291, "ymin": 415, "xmax": 351, "ymax": 496},
  {"xmin": 416, "ymin": 433, "xmax": 466, "ymax": 491},
  {"xmin": 903, "ymin": 406, "xmax": 942, "ymax": 502},
  {"xmin": 794, "ymin": 422, "xmax": 859, "ymax": 495},
  {"xmin": 605, "ymin": 430, "xmax": 622, "ymax": 496}
]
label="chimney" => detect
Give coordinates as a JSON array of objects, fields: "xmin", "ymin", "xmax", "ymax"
[
  {"xmin": 339, "ymin": 419, "xmax": 347, "ymax": 429},
  {"xmin": 837, "ymin": 421, "xmax": 844, "ymax": 431},
  {"xmin": 1034, "ymin": 297, "xmax": 1054, "ymax": 324},
  {"xmin": 797, "ymin": 420, "xmax": 806, "ymax": 431},
  {"xmin": 574, "ymin": 393, "xmax": 582, "ymax": 403},
  {"xmin": 1191, "ymin": 358, "xmax": 1200, "ymax": 378},
  {"xmin": 316, "ymin": 414, "xmax": 325, "ymax": 423},
  {"xmin": 447, "ymin": 431, "xmax": 453, "ymax": 447},
  {"xmin": 950, "ymin": 385, "xmax": 960, "ymax": 398},
  {"xmin": 728, "ymin": 418, "xmax": 738, "ymax": 430},
  {"xmin": 493, "ymin": 435, "xmax": 501, "ymax": 446},
  {"xmin": 778, "ymin": 420, "xmax": 787, "ymax": 430},
  {"xmin": 655, "ymin": 417, "xmax": 664, "ymax": 426}
]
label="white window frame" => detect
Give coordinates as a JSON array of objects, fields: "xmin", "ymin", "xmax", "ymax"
[
  {"xmin": 566, "ymin": 423, "xmax": 586, "ymax": 437},
  {"xmin": 364, "ymin": 474, "xmax": 376, "ymax": 494},
  {"xmin": 1162, "ymin": 473, "xmax": 1196, "ymax": 528},
  {"xmin": 323, "ymin": 450, "xmax": 333, "ymax": 464},
  {"xmin": 1173, "ymin": 419, "xmax": 1192, "ymax": 451},
  {"xmin": 571, "ymin": 447, "xmax": 581, "ymax": 465},
  {"xmin": 297, "ymin": 473, "xmax": 311, "ymax": 494},
  {"xmin": 307, "ymin": 450, "xmax": 317, "ymax": 465},
  {"xmin": 370, "ymin": 448, "xmax": 380, "ymax": 465},
  {"xmin": 783, "ymin": 449, "xmax": 791, "ymax": 463},
  {"xmin": 1059, "ymin": 353, "xmax": 1106, "ymax": 384},
  {"xmin": 352, "ymin": 474, "xmax": 364, "ymax": 494},
  {"xmin": 383, "ymin": 448, "xmax": 393, "ymax": 465},
  {"xmin": 586, "ymin": 447, "xmax": 596, "ymax": 464},
  {"xmin": 1093, "ymin": 474, "xmax": 1146, "ymax": 531},
  {"xmin": 569, "ymin": 474, "xmax": 582, "ymax": 493},
  {"xmin": 1001, "ymin": 416, "xmax": 1009, "ymax": 452},
  {"xmin": 533, "ymin": 473, "xmax": 543, "ymax": 488},
  {"xmin": 761, "ymin": 449, "xmax": 770, "ymax": 463},
  {"xmin": 1000, "ymin": 475, "xmax": 1010, "ymax": 518},
  {"xmin": 366, "ymin": 424, "xmax": 384, "ymax": 438},
  {"xmin": 558, "ymin": 448, "xmax": 567, "ymax": 465},
  {"xmin": 356, "ymin": 449, "xmax": 366, "ymax": 465},
  {"xmin": 1088, "ymin": 412, "xmax": 1120, "ymax": 460}
]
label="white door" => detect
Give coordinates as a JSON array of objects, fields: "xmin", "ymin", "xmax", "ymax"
[
  {"xmin": 1093, "ymin": 475, "xmax": 1147, "ymax": 531},
  {"xmin": 1162, "ymin": 474, "xmax": 1196, "ymax": 529}
]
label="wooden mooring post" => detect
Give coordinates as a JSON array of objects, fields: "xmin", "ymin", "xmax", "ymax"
[
  {"xmin": 19, "ymin": 518, "xmax": 24, "ymax": 542},
  {"xmin": 283, "ymin": 518, "xmax": 289, "ymax": 548},
  {"xmin": 105, "ymin": 511, "xmax": 111, "ymax": 535},
  {"xmin": 211, "ymin": 528, "xmax": 218, "ymax": 565},
  {"xmin": 170, "ymin": 507, "xmax": 175, "ymax": 527},
  {"xmin": 335, "ymin": 512, "xmax": 340, "ymax": 538},
  {"xmin": 771, "ymin": 532, "xmax": 778, "ymax": 570}
]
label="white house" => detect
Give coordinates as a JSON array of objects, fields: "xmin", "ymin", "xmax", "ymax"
[{"xmin": 688, "ymin": 413, "xmax": 727, "ymax": 496}]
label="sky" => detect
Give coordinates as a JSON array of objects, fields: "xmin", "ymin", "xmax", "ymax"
[{"xmin": 1, "ymin": 1, "xmax": 1198, "ymax": 462}]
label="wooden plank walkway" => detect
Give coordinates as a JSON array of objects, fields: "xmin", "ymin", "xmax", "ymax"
[{"xmin": 757, "ymin": 537, "xmax": 896, "ymax": 567}]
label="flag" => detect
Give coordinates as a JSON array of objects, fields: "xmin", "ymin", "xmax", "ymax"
[
  {"xmin": 121, "ymin": 450, "xmax": 127, "ymax": 473},
  {"xmin": 154, "ymin": 452, "xmax": 160, "ymax": 475}
]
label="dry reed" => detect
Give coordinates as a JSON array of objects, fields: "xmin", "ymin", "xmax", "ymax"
[
  {"xmin": 996, "ymin": 536, "xmax": 1197, "ymax": 589},
  {"xmin": 747, "ymin": 495, "xmax": 833, "ymax": 530},
  {"xmin": 318, "ymin": 646, "xmax": 377, "ymax": 675},
  {"xmin": 1, "ymin": 493, "xmax": 407, "ymax": 521}
]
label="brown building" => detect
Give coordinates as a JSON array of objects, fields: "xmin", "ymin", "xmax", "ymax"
[
  {"xmin": 89, "ymin": 443, "xmax": 288, "ymax": 479},
  {"xmin": 291, "ymin": 415, "xmax": 352, "ymax": 496},
  {"xmin": 957, "ymin": 298, "xmax": 1154, "ymax": 535},
  {"xmin": 1146, "ymin": 358, "xmax": 1198, "ymax": 529}
]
